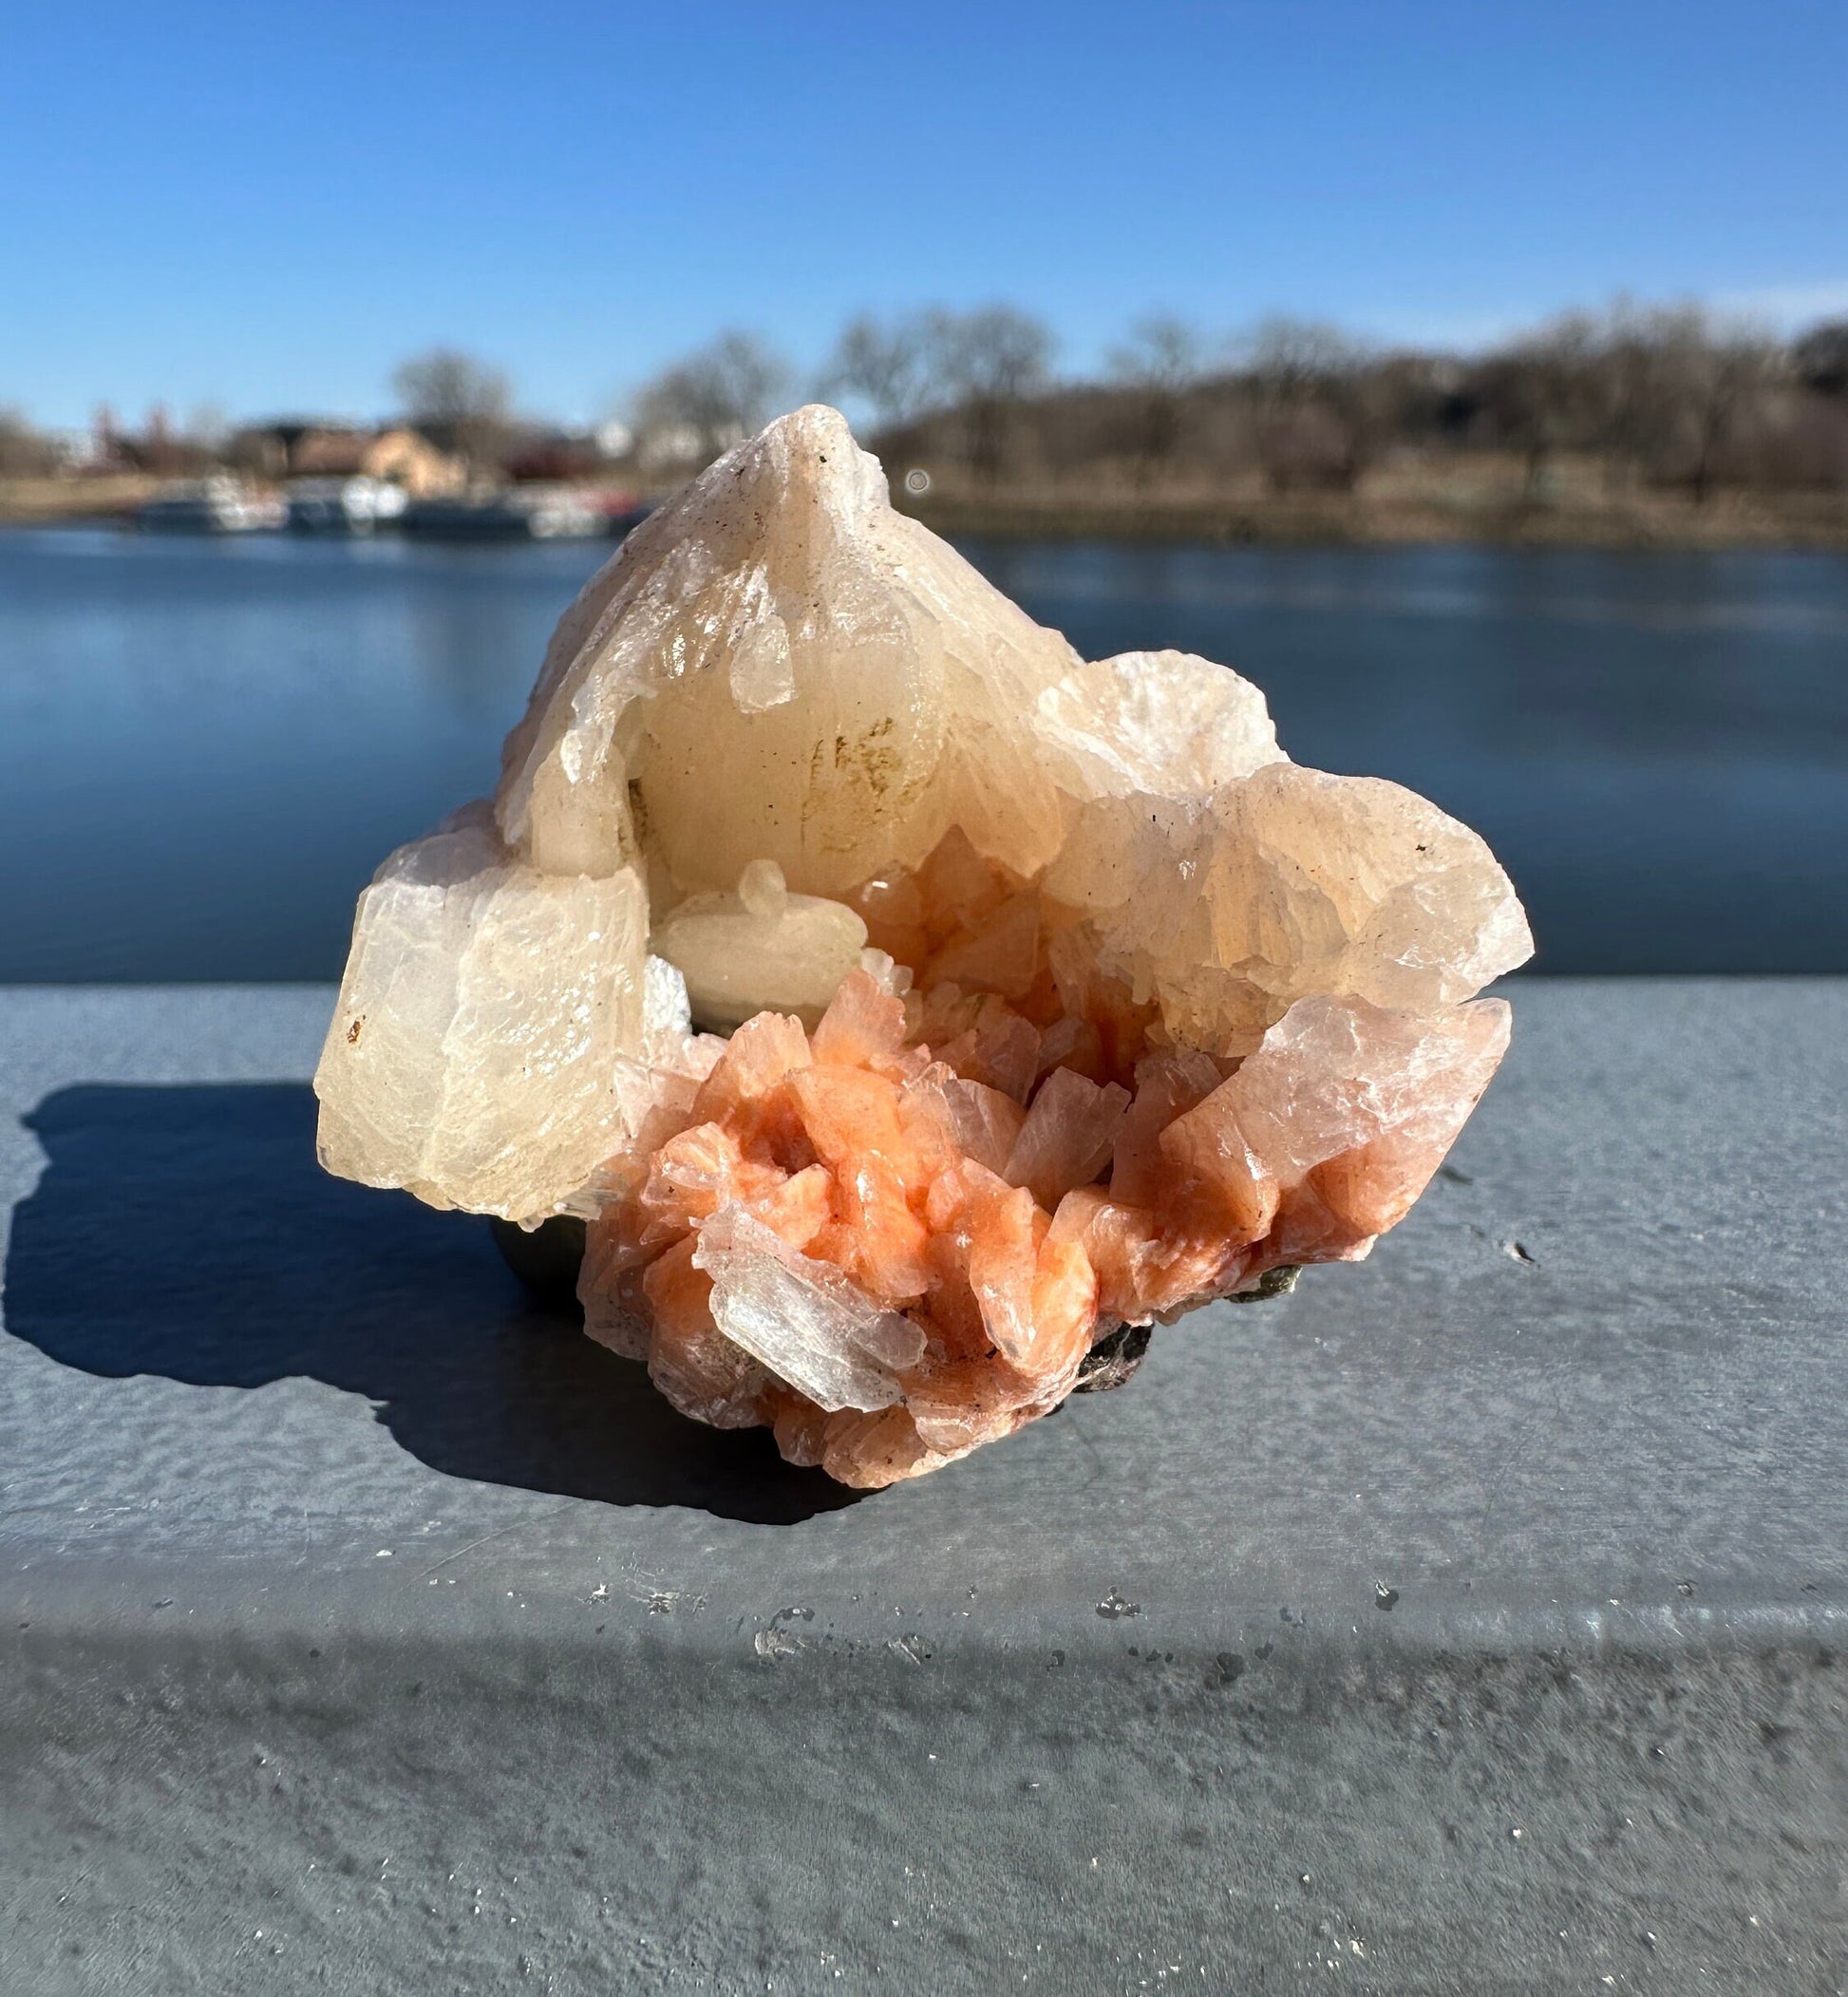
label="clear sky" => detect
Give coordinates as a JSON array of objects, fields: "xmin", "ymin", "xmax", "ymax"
[{"xmin": 4, "ymin": 0, "xmax": 1845, "ymax": 429}]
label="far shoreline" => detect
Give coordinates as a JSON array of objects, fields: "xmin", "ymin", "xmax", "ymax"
[
  {"xmin": 6, "ymin": 469, "xmax": 1848, "ymax": 555},
  {"xmin": 900, "ymin": 488, "xmax": 1848, "ymax": 555}
]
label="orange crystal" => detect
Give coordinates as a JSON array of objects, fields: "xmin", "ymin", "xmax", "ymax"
[{"xmin": 580, "ymin": 859, "xmax": 1511, "ymax": 1488}]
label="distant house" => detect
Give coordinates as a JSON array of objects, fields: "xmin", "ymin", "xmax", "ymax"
[
  {"xmin": 230, "ymin": 422, "xmax": 464, "ymax": 496},
  {"xmin": 293, "ymin": 426, "xmax": 464, "ymax": 497},
  {"xmin": 501, "ymin": 429, "xmax": 603, "ymax": 483}
]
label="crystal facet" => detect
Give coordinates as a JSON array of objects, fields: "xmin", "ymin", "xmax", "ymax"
[{"xmin": 315, "ymin": 405, "xmax": 1532, "ymax": 1487}]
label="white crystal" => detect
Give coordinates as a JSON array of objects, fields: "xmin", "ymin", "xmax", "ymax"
[
  {"xmin": 1034, "ymin": 649, "xmax": 1285, "ymax": 798},
  {"xmin": 313, "ymin": 804, "xmax": 646, "ymax": 1219},
  {"xmin": 1046, "ymin": 763, "xmax": 1532, "ymax": 1055},
  {"xmin": 312, "ymin": 403, "xmax": 1535, "ymax": 1491},
  {"xmin": 493, "ymin": 407, "xmax": 1084, "ymax": 900},
  {"xmin": 691, "ymin": 1204, "xmax": 925, "ymax": 1411}
]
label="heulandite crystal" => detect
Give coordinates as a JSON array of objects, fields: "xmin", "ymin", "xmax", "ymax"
[{"xmin": 314, "ymin": 405, "xmax": 1532, "ymax": 1488}]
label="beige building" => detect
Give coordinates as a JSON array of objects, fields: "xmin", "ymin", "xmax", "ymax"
[
  {"xmin": 291, "ymin": 426, "xmax": 464, "ymax": 497},
  {"xmin": 233, "ymin": 423, "xmax": 465, "ymax": 497}
]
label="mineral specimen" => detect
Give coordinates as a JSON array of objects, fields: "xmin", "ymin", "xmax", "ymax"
[{"xmin": 315, "ymin": 404, "xmax": 1532, "ymax": 1488}]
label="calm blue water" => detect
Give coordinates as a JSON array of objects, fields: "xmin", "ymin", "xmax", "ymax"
[{"xmin": 3, "ymin": 526, "xmax": 1845, "ymax": 980}]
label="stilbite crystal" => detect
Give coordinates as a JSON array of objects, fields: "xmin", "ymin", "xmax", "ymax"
[{"xmin": 314, "ymin": 404, "xmax": 1533, "ymax": 1487}]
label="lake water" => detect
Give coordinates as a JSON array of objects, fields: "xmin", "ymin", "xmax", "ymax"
[{"xmin": 3, "ymin": 527, "xmax": 1845, "ymax": 981}]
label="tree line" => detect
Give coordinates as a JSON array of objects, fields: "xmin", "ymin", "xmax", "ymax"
[
  {"xmin": 8, "ymin": 303, "xmax": 1846, "ymax": 502},
  {"xmin": 569, "ymin": 300, "xmax": 1848, "ymax": 501},
  {"xmin": 817, "ymin": 303, "xmax": 1848, "ymax": 502}
]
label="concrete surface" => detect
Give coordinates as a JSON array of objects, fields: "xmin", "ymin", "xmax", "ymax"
[{"xmin": 0, "ymin": 981, "xmax": 1842, "ymax": 1994}]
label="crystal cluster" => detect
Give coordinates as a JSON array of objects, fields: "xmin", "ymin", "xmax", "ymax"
[{"xmin": 315, "ymin": 405, "xmax": 1532, "ymax": 1487}]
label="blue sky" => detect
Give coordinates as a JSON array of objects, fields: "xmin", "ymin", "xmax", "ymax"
[{"xmin": 4, "ymin": 0, "xmax": 1844, "ymax": 428}]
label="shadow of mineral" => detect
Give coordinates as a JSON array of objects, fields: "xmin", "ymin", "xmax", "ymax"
[{"xmin": 3, "ymin": 1083, "xmax": 859, "ymax": 1525}]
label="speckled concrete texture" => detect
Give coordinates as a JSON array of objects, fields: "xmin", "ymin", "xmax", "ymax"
[{"xmin": 2, "ymin": 983, "xmax": 1843, "ymax": 1994}]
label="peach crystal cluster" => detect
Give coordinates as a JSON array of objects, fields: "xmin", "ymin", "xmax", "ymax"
[{"xmin": 314, "ymin": 405, "xmax": 1533, "ymax": 1488}]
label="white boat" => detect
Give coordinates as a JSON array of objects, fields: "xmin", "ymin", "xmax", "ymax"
[
  {"xmin": 138, "ymin": 477, "xmax": 286, "ymax": 534},
  {"xmin": 521, "ymin": 488, "xmax": 606, "ymax": 539},
  {"xmin": 405, "ymin": 484, "xmax": 605, "ymax": 541},
  {"xmin": 286, "ymin": 476, "xmax": 410, "ymax": 535}
]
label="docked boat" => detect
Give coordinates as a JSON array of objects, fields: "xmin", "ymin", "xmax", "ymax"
[
  {"xmin": 602, "ymin": 496, "xmax": 655, "ymax": 538},
  {"xmin": 285, "ymin": 476, "xmax": 409, "ymax": 535},
  {"xmin": 404, "ymin": 485, "xmax": 606, "ymax": 541},
  {"xmin": 138, "ymin": 478, "xmax": 286, "ymax": 534}
]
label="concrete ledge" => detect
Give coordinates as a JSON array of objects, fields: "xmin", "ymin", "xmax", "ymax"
[{"xmin": 3, "ymin": 983, "xmax": 1844, "ymax": 1992}]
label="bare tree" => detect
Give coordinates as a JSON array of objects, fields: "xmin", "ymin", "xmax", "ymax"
[
  {"xmin": 1327, "ymin": 363, "xmax": 1410, "ymax": 491},
  {"xmin": 821, "ymin": 313, "xmax": 931, "ymax": 431},
  {"xmin": 1589, "ymin": 301, "xmax": 1692, "ymax": 493},
  {"xmin": 1572, "ymin": 303, "xmax": 1778, "ymax": 499},
  {"xmin": 1794, "ymin": 320, "xmax": 1848, "ymax": 398},
  {"xmin": 1240, "ymin": 317, "xmax": 1365, "ymax": 492},
  {"xmin": 920, "ymin": 306, "xmax": 1054, "ymax": 483},
  {"xmin": 632, "ymin": 331, "xmax": 794, "ymax": 467},
  {"xmin": 1668, "ymin": 315, "xmax": 1780, "ymax": 504},
  {"xmin": 1474, "ymin": 311, "xmax": 1607, "ymax": 498},
  {"xmin": 1469, "ymin": 301, "xmax": 1793, "ymax": 504},
  {"xmin": 391, "ymin": 349, "xmax": 513, "ymax": 474},
  {"xmin": 0, "ymin": 408, "xmax": 58, "ymax": 478},
  {"xmin": 1107, "ymin": 315, "xmax": 1204, "ymax": 487}
]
